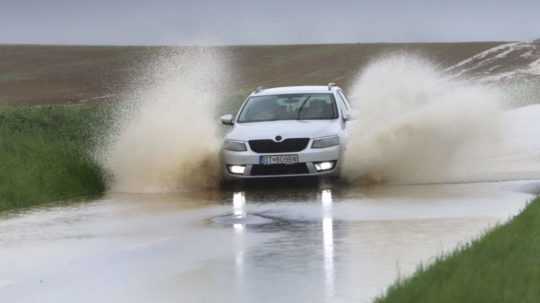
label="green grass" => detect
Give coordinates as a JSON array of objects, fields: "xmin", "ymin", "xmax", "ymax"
[
  {"xmin": 376, "ymin": 196, "xmax": 540, "ymax": 303},
  {"xmin": 0, "ymin": 104, "xmax": 108, "ymax": 212}
]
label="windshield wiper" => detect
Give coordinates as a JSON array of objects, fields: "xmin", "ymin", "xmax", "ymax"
[{"xmin": 296, "ymin": 96, "xmax": 311, "ymax": 120}]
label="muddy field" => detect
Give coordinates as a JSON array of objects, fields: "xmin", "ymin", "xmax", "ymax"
[{"xmin": 0, "ymin": 42, "xmax": 501, "ymax": 104}]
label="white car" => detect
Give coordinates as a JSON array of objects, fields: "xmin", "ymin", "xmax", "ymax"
[{"xmin": 220, "ymin": 84, "xmax": 351, "ymax": 179}]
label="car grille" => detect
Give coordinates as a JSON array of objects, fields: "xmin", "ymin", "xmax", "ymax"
[
  {"xmin": 249, "ymin": 138, "xmax": 310, "ymax": 153},
  {"xmin": 250, "ymin": 163, "xmax": 309, "ymax": 176}
]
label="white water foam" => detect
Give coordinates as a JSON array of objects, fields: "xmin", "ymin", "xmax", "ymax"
[
  {"xmin": 99, "ymin": 48, "xmax": 230, "ymax": 193},
  {"xmin": 343, "ymin": 54, "xmax": 505, "ymax": 184}
]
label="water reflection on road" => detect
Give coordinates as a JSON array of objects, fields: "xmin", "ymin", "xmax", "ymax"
[
  {"xmin": 321, "ymin": 189, "xmax": 335, "ymax": 300},
  {"xmin": 0, "ymin": 181, "xmax": 538, "ymax": 303}
]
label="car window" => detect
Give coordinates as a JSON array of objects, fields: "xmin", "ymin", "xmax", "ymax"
[
  {"xmin": 337, "ymin": 90, "xmax": 351, "ymax": 110},
  {"xmin": 238, "ymin": 93, "xmax": 338, "ymax": 123},
  {"xmin": 334, "ymin": 91, "xmax": 350, "ymax": 116}
]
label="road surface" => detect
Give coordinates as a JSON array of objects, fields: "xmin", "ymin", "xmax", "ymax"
[{"xmin": 1, "ymin": 181, "xmax": 538, "ymax": 303}]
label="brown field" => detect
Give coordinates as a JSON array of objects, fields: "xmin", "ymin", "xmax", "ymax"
[{"xmin": 0, "ymin": 42, "xmax": 502, "ymax": 105}]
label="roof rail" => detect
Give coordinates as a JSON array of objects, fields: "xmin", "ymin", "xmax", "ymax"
[{"xmin": 327, "ymin": 82, "xmax": 336, "ymax": 90}]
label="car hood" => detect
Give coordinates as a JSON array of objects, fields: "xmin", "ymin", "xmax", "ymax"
[{"xmin": 225, "ymin": 119, "xmax": 342, "ymax": 141}]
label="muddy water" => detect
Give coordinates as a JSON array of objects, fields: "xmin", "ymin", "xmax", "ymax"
[{"xmin": 0, "ymin": 181, "xmax": 538, "ymax": 303}]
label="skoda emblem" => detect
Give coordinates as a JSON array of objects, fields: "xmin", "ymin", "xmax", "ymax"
[{"xmin": 275, "ymin": 135, "xmax": 283, "ymax": 142}]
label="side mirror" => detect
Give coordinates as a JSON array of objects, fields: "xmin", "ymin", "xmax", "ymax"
[
  {"xmin": 220, "ymin": 114, "xmax": 234, "ymax": 125},
  {"xmin": 342, "ymin": 112, "xmax": 351, "ymax": 121}
]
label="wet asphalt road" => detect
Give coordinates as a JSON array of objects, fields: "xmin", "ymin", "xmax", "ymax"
[{"xmin": 0, "ymin": 181, "xmax": 538, "ymax": 303}]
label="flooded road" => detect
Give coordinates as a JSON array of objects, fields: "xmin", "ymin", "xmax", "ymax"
[{"xmin": 0, "ymin": 181, "xmax": 538, "ymax": 303}]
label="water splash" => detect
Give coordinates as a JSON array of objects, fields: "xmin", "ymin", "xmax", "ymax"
[
  {"xmin": 343, "ymin": 54, "xmax": 504, "ymax": 184},
  {"xmin": 100, "ymin": 48, "xmax": 230, "ymax": 193}
]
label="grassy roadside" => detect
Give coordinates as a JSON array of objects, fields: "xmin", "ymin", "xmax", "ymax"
[
  {"xmin": 0, "ymin": 104, "xmax": 108, "ymax": 212},
  {"xmin": 376, "ymin": 196, "xmax": 540, "ymax": 303}
]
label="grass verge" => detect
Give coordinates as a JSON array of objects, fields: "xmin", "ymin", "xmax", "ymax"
[
  {"xmin": 376, "ymin": 196, "xmax": 540, "ymax": 303},
  {"xmin": 0, "ymin": 104, "xmax": 108, "ymax": 212}
]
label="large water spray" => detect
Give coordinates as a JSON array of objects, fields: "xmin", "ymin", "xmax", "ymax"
[
  {"xmin": 343, "ymin": 54, "xmax": 505, "ymax": 184},
  {"xmin": 100, "ymin": 48, "xmax": 230, "ymax": 193}
]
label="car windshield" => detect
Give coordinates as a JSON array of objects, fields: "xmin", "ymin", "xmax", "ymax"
[{"xmin": 237, "ymin": 93, "xmax": 338, "ymax": 123}]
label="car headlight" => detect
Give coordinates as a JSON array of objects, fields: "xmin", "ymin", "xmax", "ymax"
[
  {"xmin": 311, "ymin": 136, "xmax": 340, "ymax": 149},
  {"xmin": 223, "ymin": 140, "xmax": 247, "ymax": 152}
]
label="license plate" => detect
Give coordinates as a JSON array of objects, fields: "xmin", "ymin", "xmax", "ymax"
[{"xmin": 259, "ymin": 154, "xmax": 299, "ymax": 165}]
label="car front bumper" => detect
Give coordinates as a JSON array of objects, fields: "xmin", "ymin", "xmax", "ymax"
[{"xmin": 222, "ymin": 145, "xmax": 341, "ymax": 179}]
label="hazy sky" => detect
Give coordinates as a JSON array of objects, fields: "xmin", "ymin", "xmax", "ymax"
[{"xmin": 2, "ymin": 0, "xmax": 539, "ymax": 45}]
